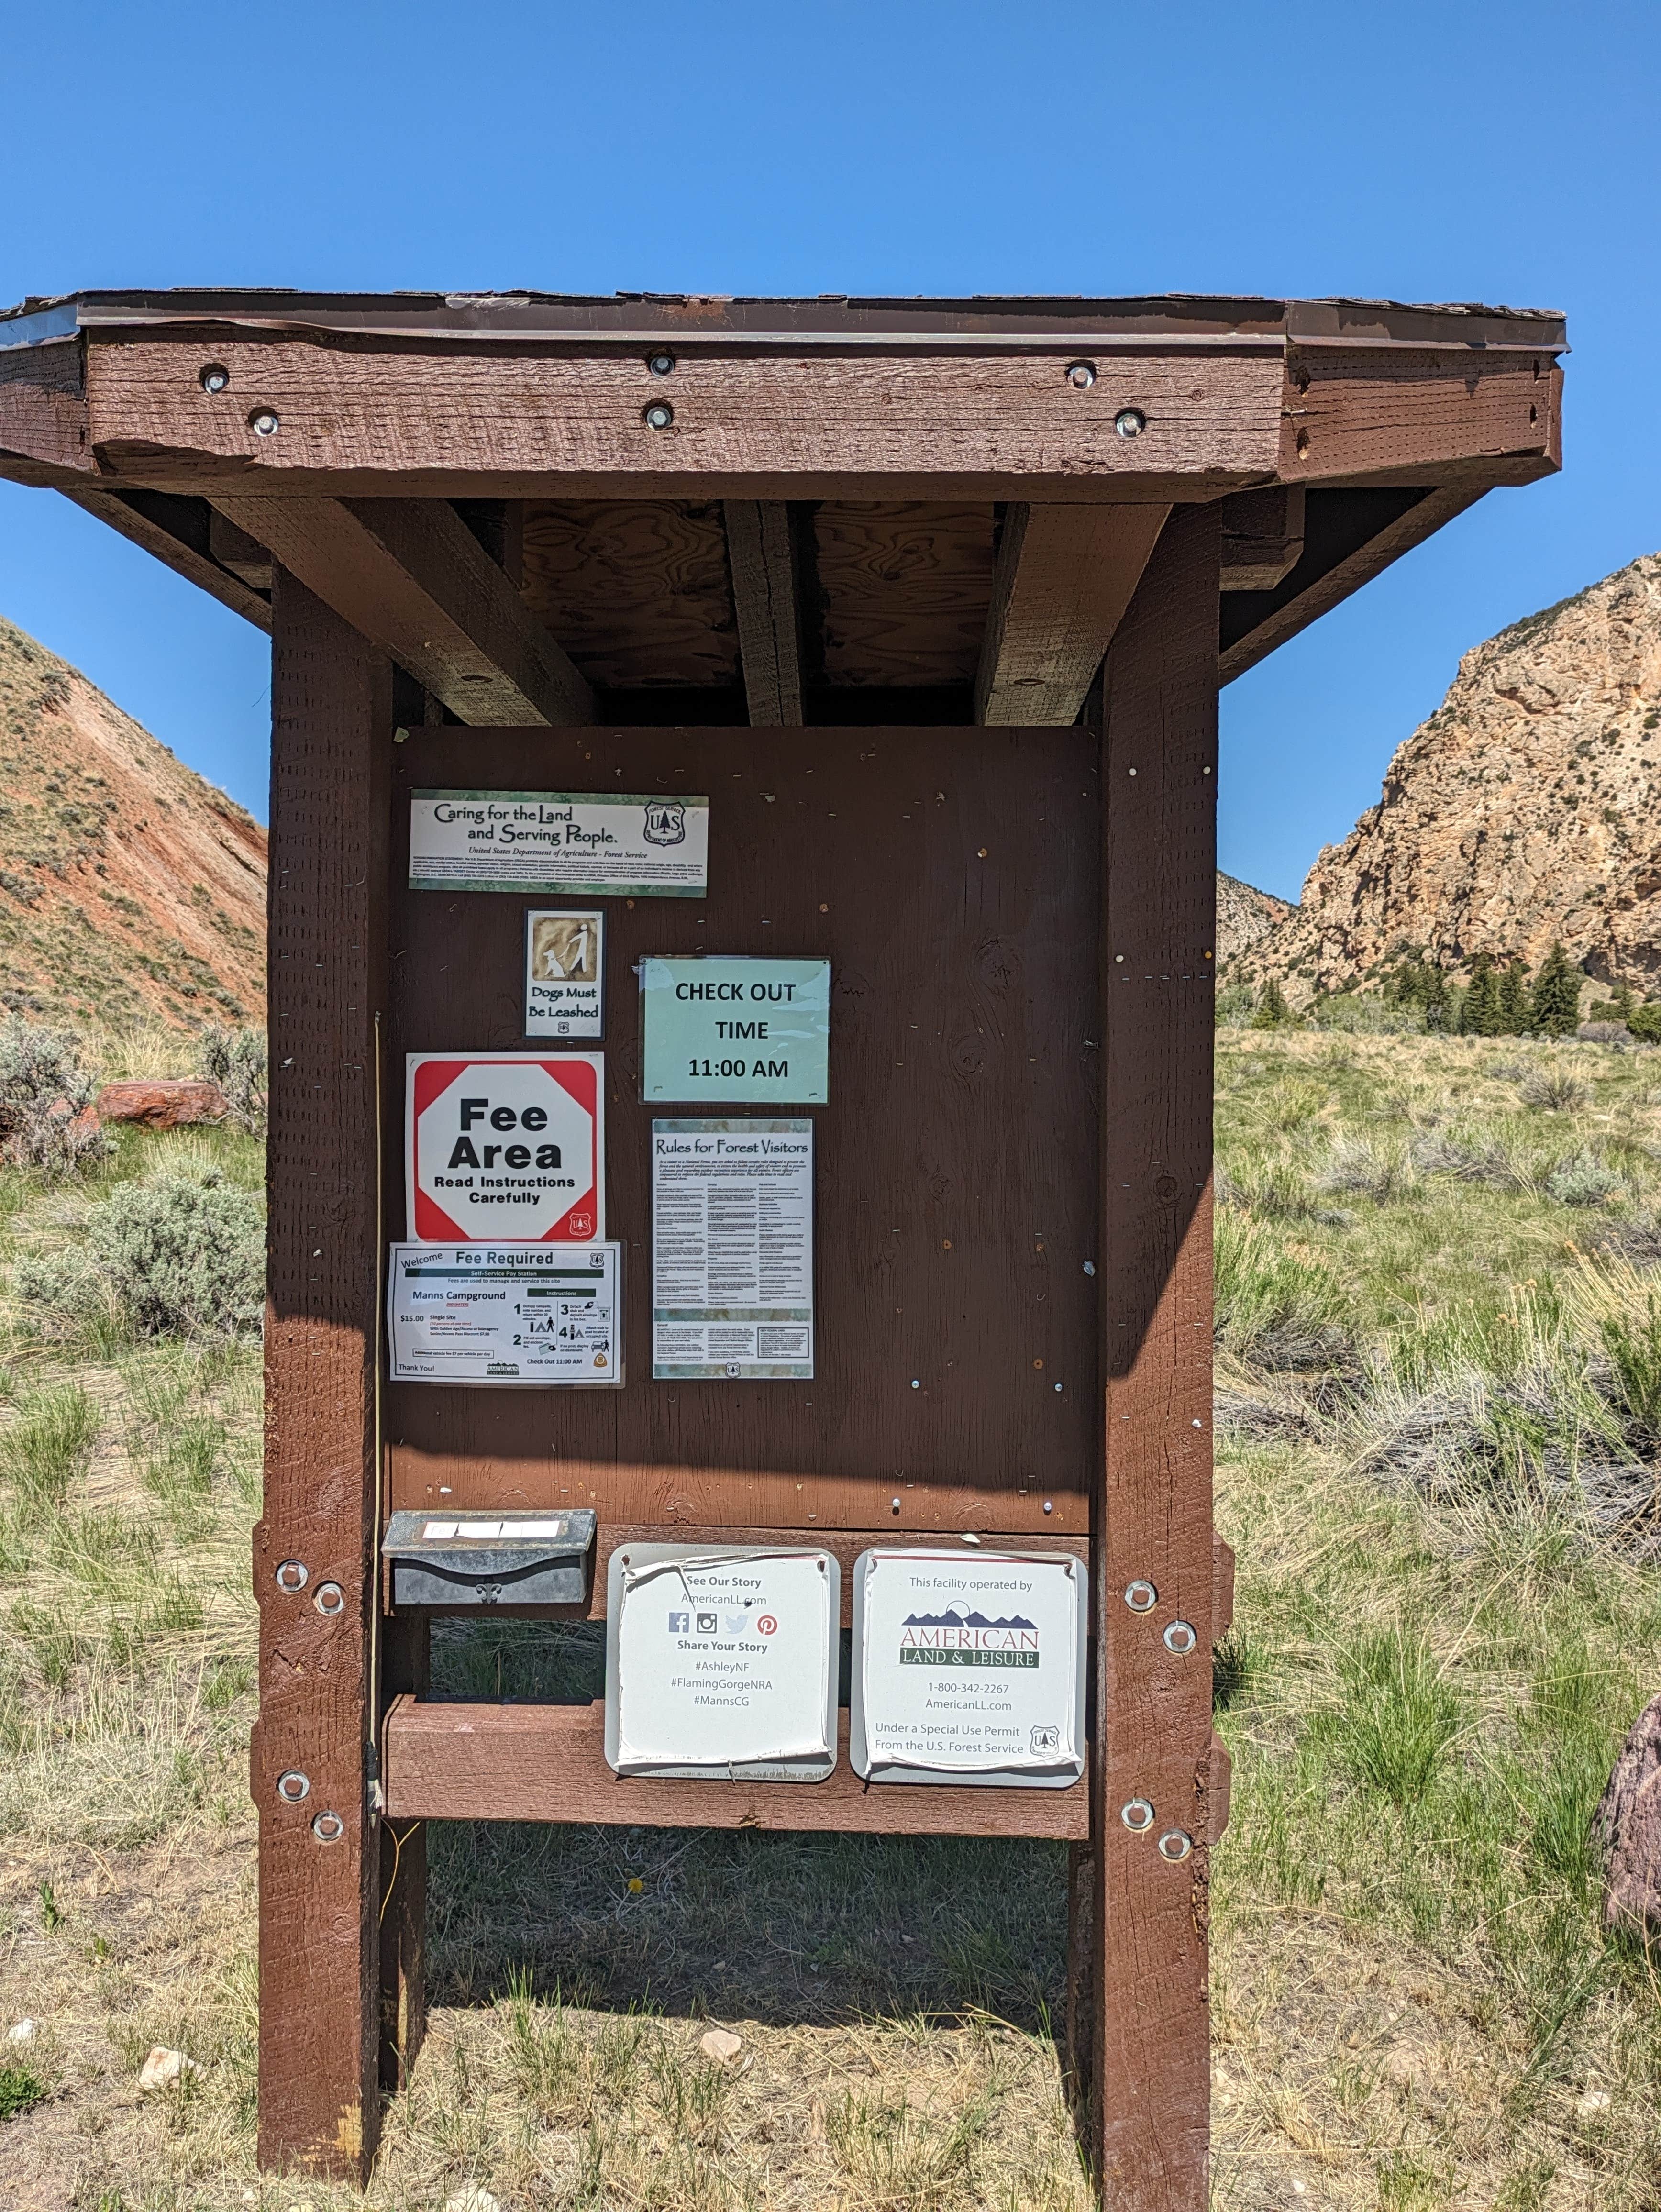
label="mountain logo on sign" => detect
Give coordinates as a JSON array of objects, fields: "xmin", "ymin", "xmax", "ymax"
[{"xmin": 897, "ymin": 1607, "xmax": 1040, "ymax": 1670}]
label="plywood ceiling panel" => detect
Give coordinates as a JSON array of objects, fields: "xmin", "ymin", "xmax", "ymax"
[
  {"xmin": 520, "ymin": 500, "xmax": 739, "ymax": 688},
  {"xmin": 812, "ymin": 503, "xmax": 994, "ymax": 687}
]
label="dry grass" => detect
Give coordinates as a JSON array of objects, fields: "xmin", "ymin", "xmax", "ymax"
[{"xmin": 0, "ymin": 1029, "xmax": 1659, "ymax": 2207}]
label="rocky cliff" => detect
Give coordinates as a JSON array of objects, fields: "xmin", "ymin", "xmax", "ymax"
[
  {"xmin": 1216, "ymin": 871, "xmax": 1295, "ymax": 963},
  {"xmin": 0, "ymin": 616, "xmax": 266, "ymax": 1029},
  {"xmin": 1228, "ymin": 553, "xmax": 1661, "ymax": 1002}
]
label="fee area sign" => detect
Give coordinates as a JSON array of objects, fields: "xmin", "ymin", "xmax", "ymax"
[
  {"xmin": 641, "ymin": 956, "xmax": 830, "ymax": 1103},
  {"xmin": 406, "ymin": 1053, "xmax": 604, "ymax": 1243}
]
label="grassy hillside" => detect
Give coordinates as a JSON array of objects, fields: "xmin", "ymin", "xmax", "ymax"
[{"xmin": 0, "ymin": 1031, "xmax": 1658, "ymax": 2208}]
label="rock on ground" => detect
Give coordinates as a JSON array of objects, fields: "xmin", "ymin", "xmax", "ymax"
[
  {"xmin": 94, "ymin": 1079, "xmax": 230, "ymax": 1130},
  {"xmin": 1595, "ymin": 1690, "xmax": 1661, "ymax": 1933},
  {"xmin": 699, "ymin": 2026, "xmax": 743, "ymax": 2062},
  {"xmin": 137, "ymin": 2046, "xmax": 197, "ymax": 2092}
]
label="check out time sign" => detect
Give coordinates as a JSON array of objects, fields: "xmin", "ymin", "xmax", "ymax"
[{"xmin": 406, "ymin": 1054, "xmax": 604, "ymax": 1243}]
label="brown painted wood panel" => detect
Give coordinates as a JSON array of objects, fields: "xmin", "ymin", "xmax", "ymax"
[
  {"xmin": 724, "ymin": 500, "xmax": 803, "ymax": 721},
  {"xmin": 382, "ymin": 1698, "xmax": 1089, "ymax": 1838},
  {"xmin": 385, "ymin": 725, "xmax": 1100, "ymax": 1534},
  {"xmin": 1280, "ymin": 345, "xmax": 1559, "ymax": 483},
  {"xmin": 254, "ymin": 572, "xmax": 391, "ymax": 2181},
  {"xmin": 83, "ymin": 335, "xmax": 1285, "ymax": 498},
  {"xmin": 1088, "ymin": 506, "xmax": 1219, "ymax": 2207},
  {"xmin": 520, "ymin": 501, "xmax": 740, "ymax": 687}
]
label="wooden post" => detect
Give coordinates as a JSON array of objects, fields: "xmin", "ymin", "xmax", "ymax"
[
  {"xmin": 252, "ymin": 569, "xmax": 391, "ymax": 2180},
  {"xmin": 1084, "ymin": 504, "xmax": 1219, "ymax": 2207}
]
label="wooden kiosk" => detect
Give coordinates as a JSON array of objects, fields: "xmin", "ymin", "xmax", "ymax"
[{"xmin": 0, "ymin": 288, "xmax": 1564, "ymax": 2201}]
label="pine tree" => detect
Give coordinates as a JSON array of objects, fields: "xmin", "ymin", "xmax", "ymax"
[
  {"xmin": 1250, "ymin": 978, "xmax": 1291, "ymax": 1029},
  {"xmin": 1497, "ymin": 960, "xmax": 1531, "ymax": 1035},
  {"xmin": 1459, "ymin": 954, "xmax": 1501, "ymax": 1036},
  {"xmin": 1422, "ymin": 963, "xmax": 1452, "ymax": 1032},
  {"xmin": 1530, "ymin": 942, "xmax": 1583, "ymax": 1039}
]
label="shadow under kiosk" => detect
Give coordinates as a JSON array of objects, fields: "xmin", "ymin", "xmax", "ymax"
[{"xmin": 0, "ymin": 282, "xmax": 1566, "ymax": 2207}]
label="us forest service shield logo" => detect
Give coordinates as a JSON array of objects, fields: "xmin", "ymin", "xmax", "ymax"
[{"xmin": 642, "ymin": 800, "xmax": 687, "ymax": 847}]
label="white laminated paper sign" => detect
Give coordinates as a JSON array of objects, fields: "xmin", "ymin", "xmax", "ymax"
[
  {"xmin": 388, "ymin": 1242, "xmax": 622, "ymax": 1386},
  {"xmin": 651, "ymin": 1119, "xmax": 813, "ymax": 1378},
  {"xmin": 410, "ymin": 790, "xmax": 708, "ymax": 896},
  {"xmin": 525, "ymin": 910, "xmax": 604, "ymax": 1040},
  {"xmin": 605, "ymin": 1546, "xmax": 838, "ymax": 1779},
  {"xmin": 852, "ymin": 1550, "xmax": 1086, "ymax": 1785},
  {"xmin": 407, "ymin": 1053, "xmax": 603, "ymax": 1243}
]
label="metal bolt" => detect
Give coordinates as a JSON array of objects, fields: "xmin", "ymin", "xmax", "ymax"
[
  {"xmin": 1066, "ymin": 360, "xmax": 1098, "ymax": 389},
  {"xmin": 199, "ymin": 363, "xmax": 230, "ymax": 394},
  {"xmin": 1053, "ymin": 1382, "xmax": 1063, "ymax": 1393},
  {"xmin": 277, "ymin": 1770, "xmax": 310, "ymax": 1803},
  {"xmin": 643, "ymin": 401, "xmax": 675, "ymax": 431},
  {"xmin": 1115, "ymin": 407, "xmax": 1147, "ymax": 439},
  {"xmin": 910, "ymin": 1379, "xmax": 921, "ymax": 1389},
  {"xmin": 891, "ymin": 1497, "xmax": 902, "ymax": 1514},
  {"xmin": 1158, "ymin": 1828, "xmax": 1194, "ymax": 1862},
  {"xmin": 1121, "ymin": 1797, "xmax": 1154, "ymax": 1832},
  {"xmin": 1042, "ymin": 1499, "xmax": 1054, "ymax": 1514},
  {"xmin": 311, "ymin": 1811, "xmax": 345, "ymax": 1845},
  {"xmin": 1124, "ymin": 1579, "xmax": 1157, "ymax": 1613},
  {"xmin": 1163, "ymin": 1619, "xmax": 1198, "ymax": 1655},
  {"xmin": 275, "ymin": 1559, "xmax": 309, "ymax": 1593},
  {"xmin": 249, "ymin": 409, "xmax": 280, "ymax": 437},
  {"xmin": 1083, "ymin": 1260, "xmax": 1096, "ymax": 1275},
  {"xmin": 647, "ymin": 351, "xmax": 676, "ymax": 376},
  {"xmin": 314, "ymin": 1582, "xmax": 345, "ymax": 1617}
]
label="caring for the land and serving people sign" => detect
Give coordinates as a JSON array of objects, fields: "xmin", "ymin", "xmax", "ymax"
[
  {"xmin": 406, "ymin": 1053, "xmax": 604, "ymax": 1243},
  {"xmin": 409, "ymin": 790, "xmax": 709, "ymax": 896}
]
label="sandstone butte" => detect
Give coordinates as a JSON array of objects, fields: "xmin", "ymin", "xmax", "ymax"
[
  {"xmin": 0, "ymin": 614, "xmax": 266, "ymax": 1030},
  {"xmin": 1226, "ymin": 551, "xmax": 1661, "ymax": 1005}
]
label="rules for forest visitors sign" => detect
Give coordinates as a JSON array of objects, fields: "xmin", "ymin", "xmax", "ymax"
[{"xmin": 406, "ymin": 1053, "xmax": 604, "ymax": 1243}]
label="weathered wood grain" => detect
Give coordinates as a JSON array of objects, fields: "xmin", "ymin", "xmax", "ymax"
[
  {"xmin": 1280, "ymin": 345, "xmax": 1560, "ymax": 482},
  {"xmin": 0, "ymin": 338, "xmax": 89, "ymax": 473},
  {"xmin": 386, "ymin": 724, "xmax": 1101, "ymax": 1537},
  {"xmin": 212, "ymin": 497, "xmax": 594, "ymax": 725},
  {"xmin": 975, "ymin": 504, "xmax": 1169, "ymax": 726},
  {"xmin": 724, "ymin": 500, "xmax": 803, "ymax": 723},
  {"xmin": 84, "ymin": 335, "xmax": 1285, "ymax": 497},
  {"xmin": 382, "ymin": 1698, "xmax": 1089, "ymax": 1837},
  {"xmin": 1087, "ymin": 505, "xmax": 1220, "ymax": 2207},
  {"xmin": 1217, "ymin": 484, "xmax": 1304, "ymax": 590},
  {"xmin": 520, "ymin": 500, "xmax": 739, "ymax": 687},
  {"xmin": 255, "ymin": 571, "xmax": 390, "ymax": 2180}
]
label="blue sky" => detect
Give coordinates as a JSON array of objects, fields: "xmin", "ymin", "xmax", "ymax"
[{"xmin": 0, "ymin": 0, "xmax": 1655, "ymax": 901}]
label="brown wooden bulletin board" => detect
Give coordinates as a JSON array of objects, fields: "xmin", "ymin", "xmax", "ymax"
[{"xmin": 386, "ymin": 725, "xmax": 1100, "ymax": 1537}]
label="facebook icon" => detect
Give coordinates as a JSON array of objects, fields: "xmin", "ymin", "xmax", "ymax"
[{"xmin": 668, "ymin": 1610, "xmax": 690, "ymax": 1634}]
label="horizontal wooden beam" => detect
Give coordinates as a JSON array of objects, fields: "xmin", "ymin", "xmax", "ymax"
[
  {"xmin": 212, "ymin": 496, "xmax": 594, "ymax": 725},
  {"xmin": 381, "ymin": 1696, "xmax": 1090, "ymax": 1837},
  {"xmin": 79, "ymin": 336, "xmax": 1285, "ymax": 498},
  {"xmin": 975, "ymin": 503, "xmax": 1169, "ymax": 726},
  {"xmin": 208, "ymin": 505, "xmax": 274, "ymax": 590},
  {"xmin": 1219, "ymin": 484, "xmax": 1484, "ymax": 685},
  {"xmin": 724, "ymin": 500, "xmax": 803, "ymax": 725},
  {"xmin": 58, "ymin": 487, "xmax": 270, "ymax": 630},
  {"xmin": 1218, "ymin": 484, "xmax": 1304, "ymax": 590},
  {"xmin": 1280, "ymin": 346, "xmax": 1561, "ymax": 484}
]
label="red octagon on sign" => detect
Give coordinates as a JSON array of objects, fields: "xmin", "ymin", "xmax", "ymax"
[{"xmin": 407, "ymin": 1053, "xmax": 603, "ymax": 1243}]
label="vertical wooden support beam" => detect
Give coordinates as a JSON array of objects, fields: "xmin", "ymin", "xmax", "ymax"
[
  {"xmin": 724, "ymin": 499, "xmax": 804, "ymax": 725},
  {"xmin": 1085, "ymin": 504, "xmax": 1218, "ymax": 2207},
  {"xmin": 379, "ymin": 1615, "xmax": 429, "ymax": 2095},
  {"xmin": 253, "ymin": 569, "xmax": 391, "ymax": 2181}
]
